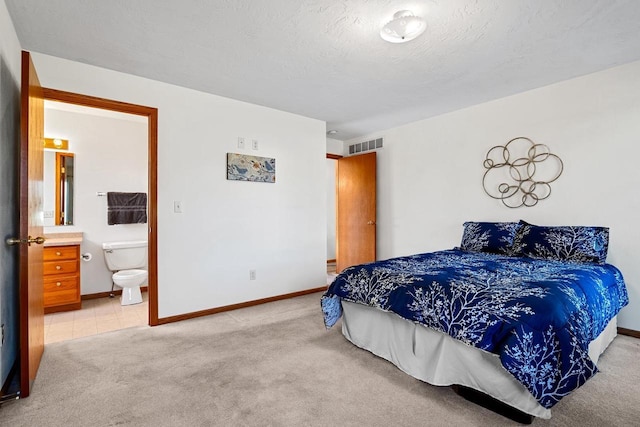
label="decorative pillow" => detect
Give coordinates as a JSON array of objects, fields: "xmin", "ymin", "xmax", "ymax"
[
  {"xmin": 460, "ymin": 221, "xmax": 522, "ymax": 255},
  {"xmin": 512, "ymin": 223, "xmax": 609, "ymax": 264}
]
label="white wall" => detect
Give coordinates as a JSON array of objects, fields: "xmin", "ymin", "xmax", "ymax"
[
  {"xmin": 326, "ymin": 137, "xmax": 344, "ymax": 156},
  {"xmin": 44, "ymin": 107, "xmax": 148, "ymax": 295},
  {"xmin": 325, "ymin": 137, "xmax": 342, "ymax": 260},
  {"xmin": 31, "ymin": 53, "xmax": 327, "ymax": 318},
  {"xmin": 347, "ymin": 60, "xmax": 640, "ymax": 331},
  {"xmin": 325, "ymin": 137, "xmax": 343, "ymax": 260},
  {"xmin": 43, "ymin": 150, "xmax": 55, "ymax": 224}
]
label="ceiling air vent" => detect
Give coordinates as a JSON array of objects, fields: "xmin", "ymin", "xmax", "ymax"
[{"xmin": 348, "ymin": 138, "xmax": 383, "ymax": 155}]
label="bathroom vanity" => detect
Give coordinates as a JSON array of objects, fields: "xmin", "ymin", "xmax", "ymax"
[{"xmin": 43, "ymin": 233, "xmax": 83, "ymax": 313}]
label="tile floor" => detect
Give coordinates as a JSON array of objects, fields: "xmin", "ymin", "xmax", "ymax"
[
  {"xmin": 44, "ymin": 293, "xmax": 148, "ymax": 344},
  {"xmin": 46, "ymin": 264, "xmax": 335, "ymax": 346}
]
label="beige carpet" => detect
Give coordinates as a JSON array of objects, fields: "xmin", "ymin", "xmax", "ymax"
[{"xmin": 1, "ymin": 292, "xmax": 639, "ymax": 426}]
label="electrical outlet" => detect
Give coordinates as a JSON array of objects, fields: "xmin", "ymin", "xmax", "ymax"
[
  {"xmin": 238, "ymin": 137, "xmax": 246, "ymax": 149},
  {"xmin": 249, "ymin": 270, "xmax": 256, "ymax": 280},
  {"xmin": 43, "ymin": 210, "xmax": 54, "ymax": 218},
  {"xmin": 252, "ymin": 139, "xmax": 259, "ymax": 150}
]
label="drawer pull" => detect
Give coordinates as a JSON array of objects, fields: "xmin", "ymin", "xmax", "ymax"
[
  {"xmin": 56, "ymin": 282, "xmax": 61, "ymax": 287},
  {"xmin": 56, "ymin": 265, "xmax": 62, "ymax": 270},
  {"xmin": 56, "ymin": 251, "xmax": 62, "ymax": 256}
]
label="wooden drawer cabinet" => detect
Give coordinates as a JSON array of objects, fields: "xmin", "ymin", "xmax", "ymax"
[
  {"xmin": 43, "ymin": 259, "xmax": 78, "ymax": 276},
  {"xmin": 44, "ymin": 246, "xmax": 78, "ymax": 261},
  {"xmin": 44, "ymin": 245, "xmax": 81, "ymax": 313}
]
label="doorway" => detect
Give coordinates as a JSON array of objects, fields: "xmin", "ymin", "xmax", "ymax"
[
  {"xmin": 42, "ymin": 88, "xmax": 159, "ymax": 327},
  {"xmin": 42, "ymin": 99, "xmax": 151, "ymax": 342},
  {"xmin": 328, "ymin": 152, "xmax": 377, "ymax": 274}
]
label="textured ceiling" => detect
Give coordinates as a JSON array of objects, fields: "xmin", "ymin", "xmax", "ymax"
[{"xmin": 6, "ymin": 0, "xmax": 640, "ymax": 140}]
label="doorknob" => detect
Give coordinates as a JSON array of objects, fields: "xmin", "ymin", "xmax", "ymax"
[
  {"xmin": 367, "ymin": 221, "xmax": 376, "ymax": 225},
  {"xmin": 6, "ymin": 236, "xmax": 46, "ymax": 246}
]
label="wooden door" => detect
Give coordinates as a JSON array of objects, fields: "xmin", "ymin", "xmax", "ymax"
[
  {"xmin": 19, "ymin": 51, "xmax": 45, "ymax": 397},
  {"xmin": 336, "ymin": 152, "xmax": 376, "ymax": 273}
]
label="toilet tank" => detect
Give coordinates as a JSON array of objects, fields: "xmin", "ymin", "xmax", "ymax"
[{"xmin": 102, "ymin": 240, "xmax": 148, "ymax": 271}]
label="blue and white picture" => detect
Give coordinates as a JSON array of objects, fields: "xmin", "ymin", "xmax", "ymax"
[{"xmin": 227, "ymin": 153, "xmax": 276, "ymax": 183}]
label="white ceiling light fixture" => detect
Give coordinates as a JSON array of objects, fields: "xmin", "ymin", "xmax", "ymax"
[{"xmin": 380, "ymin": 10, "xmax": 426, "ymax": 43}]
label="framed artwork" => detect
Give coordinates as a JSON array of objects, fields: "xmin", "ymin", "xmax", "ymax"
[
  {"xmin": 482, "ymin": 137, "xmax": 563, "ymax": 208},
  {"xmin": 227, "ymin": 153, "xmax": 276, "ymax": 183}
]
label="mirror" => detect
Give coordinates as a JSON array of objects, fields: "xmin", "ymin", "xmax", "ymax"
[
  {"xmin": 55, "ymin": 152, "xmax": 75, "ymax": 225},
  {"xmin": 44, "ymin": 151, "xmax": 75, "ymax": 226}
]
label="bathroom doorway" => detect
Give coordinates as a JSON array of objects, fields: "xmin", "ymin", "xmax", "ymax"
[{"xmin": 42, "ymin": 89, "xmax": 158, "ymax": 342}]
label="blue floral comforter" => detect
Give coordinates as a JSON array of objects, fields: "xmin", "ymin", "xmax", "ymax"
[{"xmin": 321, "ymin": 249, "xmax": 628, "ymax": 409}]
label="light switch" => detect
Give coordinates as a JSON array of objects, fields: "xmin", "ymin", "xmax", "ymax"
[
  {"xmin": 173, "ymin": 201, "xmax": 183, "ymax": 213},
  {"xmin": 238, "ymin": 137, "xmax": 246, "ymax": 149}
]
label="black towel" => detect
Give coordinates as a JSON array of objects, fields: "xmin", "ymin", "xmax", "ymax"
[{"xmin": 107, "ymin": 192, "xmax": 147, "ymax": 225}]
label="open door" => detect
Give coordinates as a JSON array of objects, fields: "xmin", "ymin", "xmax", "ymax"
[
  {"xmin": 18, "ymin": 51, "xmax": 45, "ymax": 397},
  {"xmin": 336, "ymin": 152, "xmax": 376, "ymax": 273}
]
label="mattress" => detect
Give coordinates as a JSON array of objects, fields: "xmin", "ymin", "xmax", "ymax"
[{"xmin": 340, "ymin": 300, "xmax": 618, "ymax": 419}]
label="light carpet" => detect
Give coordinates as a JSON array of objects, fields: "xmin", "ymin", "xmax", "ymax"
[{"xmin": 1, "ymin": 292, "xmax": 639, "ymax": 426}]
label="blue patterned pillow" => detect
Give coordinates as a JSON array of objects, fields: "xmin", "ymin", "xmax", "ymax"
[
  {"xmin": 512, "ymin": 224, "xmax": 609, "ymax": 264},
  {"xmin": 460, "ymin": 221, "xmax": 522, "ymax": 255}
]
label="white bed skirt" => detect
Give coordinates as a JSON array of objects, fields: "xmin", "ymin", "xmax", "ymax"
[{"xmin": 341, "ymin": 301, "xmax": 618, "ymax": 419}]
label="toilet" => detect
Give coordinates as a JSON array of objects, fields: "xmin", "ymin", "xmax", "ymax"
[{"xmin": 102, "ymin": 240, "xmax": 148, "ymax": 305}]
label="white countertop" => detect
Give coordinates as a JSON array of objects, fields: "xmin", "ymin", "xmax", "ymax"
[{"xmin": 44, "ymin": 232, "xmax": 83, "ymax": 247}]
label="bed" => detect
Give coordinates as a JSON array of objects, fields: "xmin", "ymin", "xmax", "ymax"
[{"xmin": 321, "ymin": 221, "xmax": 629, "ymax": 421}]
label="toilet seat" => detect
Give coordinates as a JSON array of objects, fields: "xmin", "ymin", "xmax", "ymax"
[
  {"xmin": 113, "ymin": 269, "xmax": 147, "ymax": 282},
  {"xmin": 112, "ymin": 269, "xmax": 147, "ymax": 305}
]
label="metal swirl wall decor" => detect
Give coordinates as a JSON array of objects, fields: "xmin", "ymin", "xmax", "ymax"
[{"xmin": 482, "ymin": 137, "xmax": 563, "ymax": 208}]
